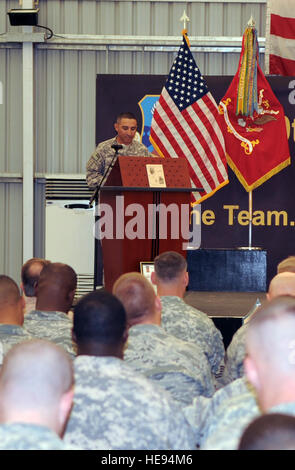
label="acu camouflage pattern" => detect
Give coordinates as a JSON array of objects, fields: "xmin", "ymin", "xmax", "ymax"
[
  {"xmin": 200, "ymin": 378, "xmax": 260, "ymax": 450},
  {"xmin": 0, "ymin": 324, "xmax": 32, "ymax": 366},
  {"xmin": 0, "ymin": 423, "xmax": 69, "ymax": 450},
  {"xmin": 64, "ymin": 355, "xmax": 197, "ymax": 450},
  {"xmin": 183, "ymin": 377, "xmax": 253, "ymax": 447},
  {"xmin": 24, "ymin": 310, "xmax": 76, "ymax": 358},
  {"xmin": 160, "ymin": 296, "xmax": 225, "ymax": 377},
  {"xmin": 203, "ymin": 401, "xmax": 295, "ymax": 450},
  {"xmin": 222, "ymin": 323, "xmax": 248, "ymax": 385},
  {"xmin": 86, "ymin": 137, "xmax": 150, "ymax": 188},
  {"xmin": 270, "ymin": 402, "xmax": 295, "ymax": 417},
  {"xmin": 124, "ymin": 323, "xmax": 215, "ymax": 405}
]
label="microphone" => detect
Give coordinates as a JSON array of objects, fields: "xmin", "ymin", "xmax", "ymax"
[{"xmin": 111, "ymin": 144, "xmax": 123, "ymax": 152}]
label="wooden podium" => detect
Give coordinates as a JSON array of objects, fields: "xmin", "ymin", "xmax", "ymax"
[{"xmin": 98, "ymin": 156, "xmax": 200, "ymax": 291}]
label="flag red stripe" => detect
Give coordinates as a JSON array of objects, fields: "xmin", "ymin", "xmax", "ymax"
[
  {"xmin": 153, "ymin": 106, "xmax": 206, "ymax": 190},
  {"xmin": 182, "ymin": 105, "xmax": 225, "ymax": 185},
  {"xmin": 271, "ymin": 13, "xmax": 295, "ymax": 40},
  {"xmin": 150, "ymin": 126, "xmax": 175, "ymax": 158},
  {"xmin": 269, "ymin": 53, "xmax": 295, "ymax": 75},
  {"xmin": 202, "ymin": 94, "xmax": 226, "ymax": 153},
  {"xmin": 198, "ymin": 95, "xmax": 227, "ymax": 166},
  {"xmin": 189, "ymin": 96, "xmax": 227, "ymax": 173},
  {"xmin": 152, "ymin": 103, "xmax": 210, "ymax": 190},
  {"xmin": 159, "ymin": 97, "xmax": 218, "ymax": 189},
  {"xmin": 159, "ymin": 95, "xmax": 219, "ymax": 188}
]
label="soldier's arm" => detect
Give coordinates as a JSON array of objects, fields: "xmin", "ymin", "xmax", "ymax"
[{"xmin": 86, "ymin": 146, "xmax": 105, "ymax": 189}]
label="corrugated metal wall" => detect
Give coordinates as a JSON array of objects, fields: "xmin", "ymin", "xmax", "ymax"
[{"xmin": 0, "ymin": 0, "xmax": 267, "ymax": 280}]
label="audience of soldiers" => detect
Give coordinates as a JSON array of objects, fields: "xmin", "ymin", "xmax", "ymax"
[{"xmin": 0, "ymin": 252, "xmax": 295, "ymax": 450}]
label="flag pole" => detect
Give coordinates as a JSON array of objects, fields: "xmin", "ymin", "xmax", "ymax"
[
  {"xmin": 248, "ymin": 190, "xmax": 253, "ymax": 248},
  {"xmin": 180, "ymin": 10, "xmax": 190, "ymax": 30},
  {"xmin": 248, "ymin": 15, "xmax": 254, "ymax": 250}
]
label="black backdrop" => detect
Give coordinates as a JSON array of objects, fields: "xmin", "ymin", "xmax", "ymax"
[{"xmin": 96, "ymin": 75, "xmax": 295, "ymax": 286}]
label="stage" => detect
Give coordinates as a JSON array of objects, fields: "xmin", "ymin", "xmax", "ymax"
[{"xmin": 184, "ymin": 291, "xmax": 267, "ymax": 348}]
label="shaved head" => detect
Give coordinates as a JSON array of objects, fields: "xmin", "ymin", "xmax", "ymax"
[
  {"xmin": 154, "ymin": 251, "xmax": 187, "ymax": 283},
  {"xmin": 277, "ymin": 256, "xmax": 295, "ymax": 274},
  {"xmin": 245, "ymin": 296, "xmax": 295, "ymax": 406},
  {"xmin": 0, "ymin": 276, "xmax": 23, "ymax": 325},
  {"xmin": 113, "ymin": 272, "xmax": 156, "ymax": 326},
  {"xmin": 37, "ymin": 263, "xmax": 77, "ymax": 296},
  {"xmin": 268, "ymin": 272, "xmax": 295, "ymax": 300},
  {"xmin": 36, "ymin": 263, "xmax": 77, "ymax": 313},
  {"xmin": 0, "ymin": 340, "xmax": 74, "ymax": 433},
  {"xmin": 0, "ymin": 276, "xmax": 21, "ymax": 308},
  {"xmin": 239, "ymin": 413, "xmax": 295, "ymax": 450}
]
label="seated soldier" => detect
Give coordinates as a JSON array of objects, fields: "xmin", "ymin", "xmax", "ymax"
[
  {"xmin": 183, "ymin": 376, "xmax": 258, "ymax": 448},
  {"xmin": 202, "ymin": 296, "xmax": 295, "ymax": 449},
  {"xmin": 113, "ymin": 272, "xmax": 215, "ymax": 405},
  {"xmin": 0, "ymin": 275, "xmax": 32, "ymax": 365},
  {"xmin": 0, "ymin": 340, "xmax": 74, "ymax": 450},
  {"xmin": 64, "ymin": 289, "xmax": 196, "ymax": 450},
  {"xmin": 223, "ymin": 271, "xmax": 295, "ymax": 384},
  {"xmin": 151, "ymin": 251, "xmax": 225, "ymax": 380},
  {"xmin": 24, "ymin": 262, "xmax": 77, "ymax": 357},
  {"xmin": 20, "ymin": 258, "xmax": 50, "ymax": 314}
]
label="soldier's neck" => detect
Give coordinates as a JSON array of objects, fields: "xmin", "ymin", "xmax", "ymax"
[{"xmin": 77, "ymin": 342, "xmax": 124, "ymax": 360}]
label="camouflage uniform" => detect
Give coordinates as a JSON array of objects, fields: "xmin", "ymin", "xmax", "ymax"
[
  {"xmin": 124, "ymin": 323, "xmax": 215, "ymax": 405},
  {"xmin": 64, "ymin": 355, "xmax": 197, "ymax": 450},
  {"xmin": 222, "ymin": 323, "xmax": 248, "ymax": 385},
  {"xmin": 0, "ymin": 423, "xmax": 69, "ymax": 450},
  {"xmin": 203, "ymin": 402, "xmax": 295, "ymax": 450},
  {"xmin": 182, "ymin": 377, "xmax": 252, "ymax": 446},
  {"xmin": 24, "ymin": 310, "xmax": 76, "ymax": 358},
  {"xmin": 0, "ymin": 324, "xmax": 33, "ymax": 366},
  {"xmin": 270, "ymin": 402, "xmax": 295, "ymax": 416},
  {"xmin": 199, "ymin": 378, "xmax": 260, "ymax": 450},
  {"xmin": 86, "ymin": 137, "xmax": 150, "ymax": 188},
  {"xmin": 160, "ymin": 296, "xmax": 225, "ymax": 377}
]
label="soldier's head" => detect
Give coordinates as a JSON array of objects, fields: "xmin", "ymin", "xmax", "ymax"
[
  {"xmin": 267, "ymin": 272, "xmax": 295, "ymax": 300},
  {"xmin": 35, "ymin": 263, "xmax": 77, "ymax": 314},
  {"xmin": 245, "ymin": 296, "xmax": 295, "ymax": 412},
  {"xmin": 113, "ymin": 272, "xmax": 161, "ymax": 328},
  {"xmin": 0, "ymin": 275, "xmax": 25, "ymax": 326},
  {"xmin": 239, "ymin": 413, "xmax": 295, "ymax": 450},
  {"xmin": 151, "ymin": 251, "xmax": 188, "ymax": 298},
  {"xmin": 277, "ymin": 256, "xmax": 295, "ymax": 274},
  {"xmin": 21, "ymin": 258, "xmax": 50, "ymax": 297},
  {"xmin": 0, "ymin": 340, "xmax": 74, "ymax": 437},
  {"xmin": 114, "ymin": 112, "xmax": 138, "ymax": 146},
  {"xmin": 73, "ymin": 289, "xmax": 127, "ymax": 358}
]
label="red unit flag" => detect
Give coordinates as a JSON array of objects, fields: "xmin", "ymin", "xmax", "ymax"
[{"xmin": 219, "ymin": 25, "xmax": 290, "ymax": 192}]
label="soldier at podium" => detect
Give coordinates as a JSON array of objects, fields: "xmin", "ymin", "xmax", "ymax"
[{"xmin": 86, "ymin": 112, "xmax": 151, "ymax": 189}]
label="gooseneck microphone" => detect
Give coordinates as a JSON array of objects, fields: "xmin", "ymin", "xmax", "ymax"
[
  {"xmin": 89, "ymin": 144, "xmax": 123, "ymax": 206},
  {"xmin": 111, "ymin": 144, "xmax": 123, "ymax": 153}
]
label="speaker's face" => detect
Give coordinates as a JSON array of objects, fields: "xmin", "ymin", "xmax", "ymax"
[{"xmin": 114, "ymin": 118, "xmax": 137, "ymax": 146}]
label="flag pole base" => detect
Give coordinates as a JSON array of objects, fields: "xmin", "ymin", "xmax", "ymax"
[{"xmin": 237, "ymin": 246, "xmax": 262, "ymax": 250}]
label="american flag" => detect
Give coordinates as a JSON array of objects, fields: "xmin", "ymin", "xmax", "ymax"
[
  {"xmin": 265, "ymin": 0, "xmax": 295, "ymax": 75},
  {"xmin": 150, "ymin": 32, "xmax": 228, "ymax": 204}
]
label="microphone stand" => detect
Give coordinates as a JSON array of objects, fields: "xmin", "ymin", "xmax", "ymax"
[{"xmin": 89, "ymin": 144, "xmax": 123, "ymax": 206}]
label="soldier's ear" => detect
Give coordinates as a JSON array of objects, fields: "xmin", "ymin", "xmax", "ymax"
[
  {"xmin": 114, "ymin": 122, "xmax": 119, "ymax": 134},
  {"xmin": 184, "ymin": 271, "xmax": 189, "ymax": 287},
  {"xmin": 244, "ymin": 355, "xmax": 260, "ymax": 392},
  {"xmin": 151, "ymin": 271, "xmax": 156, "ymax": 285}
]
